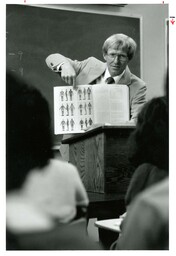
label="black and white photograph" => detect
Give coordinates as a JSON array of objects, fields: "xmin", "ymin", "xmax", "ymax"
[{"xmin": 2, "ymin": 0, "xmax": 176, "ymax": 254}]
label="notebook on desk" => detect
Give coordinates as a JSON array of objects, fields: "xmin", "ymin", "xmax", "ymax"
[{"xmin": 95, "ymin": 218, "xmax": 123, "ymax": 233}]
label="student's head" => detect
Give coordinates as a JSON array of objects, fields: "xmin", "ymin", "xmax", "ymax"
[
  {"xmin": 128, "ymin": 96, "xmax": 169, "ymax": 170},
  {"xmin": 6, "ymin": 72, "xmax": 53, "ymax": 191},
  {"xmin": 102, "ymin": 34, "xmax": 137, "ymax": 77}
]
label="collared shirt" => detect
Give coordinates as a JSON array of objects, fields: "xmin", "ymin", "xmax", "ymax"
[{"xmin": 95, "ymin": 66, "xmax": 125, "ymax": 84}]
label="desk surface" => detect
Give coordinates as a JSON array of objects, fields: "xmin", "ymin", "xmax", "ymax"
[
  {"xmin": 87, "ymin": 192, "xmax": 126, "ymax": 220},
  {"xmin": 95, "ymin": 218, "xmax": 122, "ymax": 233}
]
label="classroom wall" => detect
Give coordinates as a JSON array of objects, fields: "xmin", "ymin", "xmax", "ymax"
[
  {"xmin": 122, "ymin": 4, "xmax": 168, "ymax": 99},
  {"xmin": 42, "ymin": 4, "xmax": 168, "ymax": 100}
]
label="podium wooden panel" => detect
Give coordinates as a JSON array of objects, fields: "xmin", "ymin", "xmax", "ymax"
[{"xmin": 62, "ymin": 125, "xmax": 135, "ymax": 194}]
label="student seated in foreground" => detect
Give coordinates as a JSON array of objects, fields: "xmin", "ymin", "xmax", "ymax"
[
  {"xmin": 118, "ymin": 97, "xmax": 168, "ymax": 219},
  {"xmin": 111, "ymin": 96, "xmax": 169, "ymax": 250},
  {"xmin": 125, "ymin": 96, "xmax": 169, "ymax": 206},
  {"xmin": 6, "ymin": 72, "xmax": 102, "ymax": 250},
  {"xmin": 112, "ymin": 178, "xmax": 169, "ymax": 250}
]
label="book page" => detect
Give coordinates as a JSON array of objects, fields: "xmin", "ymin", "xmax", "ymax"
[
  {"xmin": 53, "ymin": 85, "xmax": 94, "ymax": 134},
  {"xmin": 92, "ymin": 84, "xmax": 130, "ymax": 124}
]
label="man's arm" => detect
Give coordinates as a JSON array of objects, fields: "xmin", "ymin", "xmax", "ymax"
[
  {"xmin": 45, "ymin": 53, "xmax": 68, "ymax": 72},
  {"xmin": 45, "ymin": 53, "xmax": 77, "ymax": 87},
  {"xmin": 45, "ymin": 53, "xmax": 93, "ymax": 88}
]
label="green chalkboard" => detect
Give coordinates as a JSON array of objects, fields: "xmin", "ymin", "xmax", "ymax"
[{"xmin": 6, "ymin": 4, "xmax": 141, "ymax": 144}]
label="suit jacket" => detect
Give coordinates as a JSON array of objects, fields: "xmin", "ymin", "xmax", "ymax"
[{"xmin": 46, "ymin": 54, "xmax": 147, "ymax": 119}]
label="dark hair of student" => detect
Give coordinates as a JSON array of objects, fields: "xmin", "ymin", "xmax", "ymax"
[
  {"xmin": 127, "ymin": 96, "xmax": 169, "ymax": 170},
  {"xmin": 6, "ymin": 72, "xmax": 53, "ymax": 191}
]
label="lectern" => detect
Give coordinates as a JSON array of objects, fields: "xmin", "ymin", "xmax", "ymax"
[
  {"xmin": 62, "ymin": 125, "xmax": 135, "ymax": 248},
  {"xmin": 62, "ymin": 125, "xmax": 135, "ymax": 195}
]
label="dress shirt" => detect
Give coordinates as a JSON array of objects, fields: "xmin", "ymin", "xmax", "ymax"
[{"xmin": 96, "ymin": 67, "xmax": 125, "ymax": 84}]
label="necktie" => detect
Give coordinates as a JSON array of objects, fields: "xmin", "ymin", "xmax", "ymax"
[{"xmin": 106, "ymin": 77, "xmax": 115, "ymax": 84}]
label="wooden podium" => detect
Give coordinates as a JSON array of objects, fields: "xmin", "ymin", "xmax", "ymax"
[{"xmin": 62, "ymin": 125, "xmax": 135, "ymax": 195}]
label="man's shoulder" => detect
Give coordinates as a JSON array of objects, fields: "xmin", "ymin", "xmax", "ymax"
[
  {"xmin": 123, "ymin": 66, "xmax": 146, "ymax": 89},
  {"xmin": 130, "ymin": 72, "xmax": 146, "ymax": 87},
  {"xmin": 86, "ymin": 56, "xmax": 105, "ymax": 66},
  {"xmin": 76, "ymin": 57, "xmax": 106, "ymax": 85}
]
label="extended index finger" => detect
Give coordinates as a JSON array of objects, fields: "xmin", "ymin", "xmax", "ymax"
[{"xmin": 72, "ymin": 77, "xmax": 77, "ymax": 90}]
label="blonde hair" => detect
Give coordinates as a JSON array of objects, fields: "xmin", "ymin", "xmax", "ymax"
[{"xmin": 102, "ymin": 34, "xmax": 137, "ymax": 60}]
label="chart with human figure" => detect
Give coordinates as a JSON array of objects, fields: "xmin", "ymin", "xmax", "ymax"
[
  {"xmin": 54, "ymin": 85, "xmax": 94, "ymax": 134},
  {"xmin": 54, "ymin": 84, "xmax": 130, "ymax": 134}
]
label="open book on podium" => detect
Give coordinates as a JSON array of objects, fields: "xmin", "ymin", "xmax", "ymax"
[{"xmin": 54, "ymin": 84, "xmax": 130, "ymax": 134}]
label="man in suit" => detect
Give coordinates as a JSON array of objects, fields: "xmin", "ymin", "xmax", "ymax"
[{"xmin": 46, "ymin": 33, "xmax": 147, "ymax": 120}]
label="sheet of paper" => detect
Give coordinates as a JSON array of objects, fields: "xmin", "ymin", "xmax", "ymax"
[{"xmin": 92, "ymin": 84, "xmax": 130, "ymax": 124}]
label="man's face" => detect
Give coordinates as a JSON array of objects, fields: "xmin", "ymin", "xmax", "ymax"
[{"xmin": 103, "ymin": 47, "xmax": 129, "ymax": 77}]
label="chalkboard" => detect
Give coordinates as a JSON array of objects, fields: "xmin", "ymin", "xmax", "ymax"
[{"xmin": 6, "ymin": 4, "xmax": 141, "ymax": 144}]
